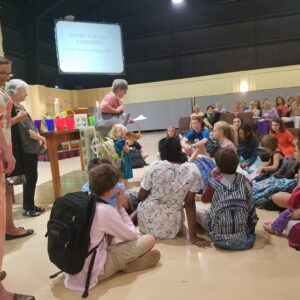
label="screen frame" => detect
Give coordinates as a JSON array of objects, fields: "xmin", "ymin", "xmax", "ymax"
[{"xmin": 54, "ymin": 19, "xmax": 125, "ymax": 75}]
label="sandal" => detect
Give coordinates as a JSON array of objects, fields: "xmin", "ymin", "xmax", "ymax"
[
  {"xmin": 22, "ymin": 210, "xmax": 41, "ymax": 217},
  {"xmin": 5, "ymin": 229, "xmax": 34, "ymax": 240},
  {"xmin": 34, "ymin": 206, "xmax": 45, "ymax": 213},
  {"xmin": 13, "ymin": 294, "xmax": 35, "ymax": 300}
]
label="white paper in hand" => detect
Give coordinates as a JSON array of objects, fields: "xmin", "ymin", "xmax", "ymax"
[{"xmin": 133, "ymin": 115, "xmax": 147, "ymax": 121}]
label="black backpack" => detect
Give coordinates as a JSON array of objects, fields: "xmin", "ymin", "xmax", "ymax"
[
  {"xmin": 129, "ymin": 149, "xmax": 146, "ymax": 168},
  {"xmin": 46, "ymin": 191, "xmax": 108, "ymax": 298}
]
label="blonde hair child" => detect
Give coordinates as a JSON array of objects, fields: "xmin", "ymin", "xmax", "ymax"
[
  {"xmin": 108, "ymin": 124, "xmax": 133, "ymax": 189},
  {"xmin": 212, "ymin": 121, "xmax": 237, "ymax": 152}
]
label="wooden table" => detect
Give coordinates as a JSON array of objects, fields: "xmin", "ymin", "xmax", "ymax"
[{"xmin": 41, "ymin": 129, "xmax": 84, "ymax": 199}]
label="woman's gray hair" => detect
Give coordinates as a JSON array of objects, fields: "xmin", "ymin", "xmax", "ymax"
[
  {"xmin": 112, "ymin": 79, "xmax": 128, "ymax": 92},
  {"xmin": 5, "ymin": 79, "xmax": 28, "ymax": 97}
]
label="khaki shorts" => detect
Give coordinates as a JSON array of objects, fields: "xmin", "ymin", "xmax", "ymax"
[{"xmin": 98, "ymin": 235, "xmax": 152, "ymax": 282}]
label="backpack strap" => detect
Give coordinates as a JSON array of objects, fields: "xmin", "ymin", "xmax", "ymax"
[
  {"xmin": 82, "ymin": 241, "xmax": 101, "ymax": 298},
  {"xmin": 209, "ymin": 176, "xmax": 223, "ymax": 190},
  {"xmin": 82, "ymin": 194, "xmax": 109, "ymax": 298}
]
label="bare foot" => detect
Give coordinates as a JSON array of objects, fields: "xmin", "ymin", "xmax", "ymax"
[
  {"xmin": 6, "ymin": 227, "xmax": 28, "ymax": 236},
  {"xmin": 263, "ymin": 222, "xmax": 275, "ymax": 234}
]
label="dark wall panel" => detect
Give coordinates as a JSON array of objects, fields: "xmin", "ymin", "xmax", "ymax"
[
  {"xmin": 2, "ymin": 0, "xmax": 300, "ymax": 89},
  {"xmin": 256, "ymin": 44, "xmax": 280, "ymax": 68},
  {"xmin": 125, "ymin": 34, "xmax": 174, "ymax": 61},
  {"xmin": 2, "ymin": 26, "xmax": 26, "ymax": 54}
]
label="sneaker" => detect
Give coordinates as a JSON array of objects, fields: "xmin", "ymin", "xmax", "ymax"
[
  {"xmin": 23, "ymin": 210, "xmax": 41, "ymax": 217},
  {"xmin": 123, "ymin": 250, "xmax": 161, "ymax": 273}
]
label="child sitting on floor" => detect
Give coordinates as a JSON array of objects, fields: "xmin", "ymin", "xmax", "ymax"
[
  {"xmin": 212, "ymin": 121, "xmax": 237, "ymax": 152},
  {"xmin": 257, "ymin": 135, "xmax": 284, "ymax": 175},
  {"xmin": 264, "ymin": 184, "xmax": 300, "ymax": 250},
  {"xmin": 65, "ymin": 163, "xmax": 160, "ymax": 292},
  {"xmin": 82, "ymin": 158, "xmax": 139, "ymax": 214},
  {"xmin": 82, "ymin": 158, "xmax": 125, "ymax": 208},
  {"xmin": 197, "ymin": 148, "xmax": 258, "ymax": 250}
]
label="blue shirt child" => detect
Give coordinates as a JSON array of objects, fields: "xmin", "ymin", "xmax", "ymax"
[
  {"xmin": 185, "ymin": 129, "xmax": 209, "ymax": 144},
  {"xmin": 82, "ymin": 181, "xmax": 125, "ymax": 207}
]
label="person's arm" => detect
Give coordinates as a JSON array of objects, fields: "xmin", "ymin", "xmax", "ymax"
[
  {"xmin": 285, "ymin": 130, "xmax": 297, "ymax": 147},
  {"xmin": 138, "ymin": 187, "xmax": 150, "ymax": 202},
  {"xmin": 193, "ymin": 130, "xmax": 209, "ymax": 148},
  {"xmin": 138, "ymin": 163, "xmax": 152, "ymax": 202},
  {"xmin": 181, "ymin": 136, "xmax": 192, "ymax": 152},
  {"xmin": 97, "ymin": 190, "xmax": 138, "ymax": 241},
  {"xmin": 203, "ymin": 117, "xmax": 213, "ymax": 129},
  {"xmin": 11, "ymin": 110, "xmax": 28, "ymax": 126},
  {"xmin": 273, "ymin": 107, "xmax": 279, "ymax": 118},
  {"xmin": 0, "ymin": 130, "xmax": 15, "ymax": 175},
  {"xmin": 193, "ymin": 138, "xmax": 208, "ymax": 148},
  {"xmin": 28, "ymin": 129, "xmax": 47, "ymax": 150},
  {"xmin": 184, "ymin": 191, "xmax": 211, "ymax": 248},
  {"xmin": 0, "ymin": 105, "xmax": 16, "ymax": 174},
  {"xmin": 122, "ymin": 143, "xmax": 130, "ymax": 153},
  {"xmin": 100, "ymin": 93, "xmax": 124, "ymax": 113},
  {"xmin": 244, "ymin": 143, "xmax": 258, "ymax": 166},
  {"xmin": 261, "ymin": 153, "xmax": 283, "ymax": 172}
]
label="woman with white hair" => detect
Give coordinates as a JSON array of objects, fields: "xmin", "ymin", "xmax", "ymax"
[{"xmin": 5, "ymin": 79, "xmax": 46, "ymax": 219}]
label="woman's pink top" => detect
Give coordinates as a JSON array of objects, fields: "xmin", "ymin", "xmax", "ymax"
[{"xmin": 100, "ymin": 92, "xmax": 125, "ymax": 113}]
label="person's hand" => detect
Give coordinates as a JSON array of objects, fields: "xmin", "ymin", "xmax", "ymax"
[
  {"xmin": 256, "ymin": 167, "xmax": 264, "ymax": 174},
  {"xmin": 190, "ymin": 236, "xmax": 212, "ymax": 248},
  {"xmin": 116, "ymin": 188, "xmax": 126, "ymax": 209},
  {"xmin": 288, "ymin": 209, "xmax": 300, "ymax": 220},
  {"xmin": 41, "ymin": 137, "xmax": 47, "ymax": 151},
  {"xmin": 1, "ymin": 148, "xmax": 16, "ymax": 175},
  {"xmin": 116, "ymin": 106, "xmax": 124, "ymax": 113},
  {"xmin": 240, "ymin": 162, "xmax": 249, "ymax": 169},
  {"xmin": 17, "ymin": 110, "xmax": 28, "ymax": 122},
  {"xmin": 128, "ymin": 118, "xmax": 134, "ymax": 124},
  {"xmin": 211, "ymin": 167, "xmax": 219, "ymax": 177}
]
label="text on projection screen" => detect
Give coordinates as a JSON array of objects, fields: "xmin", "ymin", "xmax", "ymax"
[{"xmin": 55, "ymin": 21, "xmax": 124, "ymax": 74}]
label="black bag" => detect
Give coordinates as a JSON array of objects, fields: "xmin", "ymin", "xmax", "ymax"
[
  {"xmin": 129, "ymin": 149, "xmax": 146, "ymax": 168},
  {"xmin": 46, "ymin": 192, "xmax": 108, "ymax": 298},
  {"xmin": 205, "ymin": 139, "xmax": 221, "ymax": 157},
  {"xmin": 94, "ymin": 107, "xmax": 130, "ymax": 136}
]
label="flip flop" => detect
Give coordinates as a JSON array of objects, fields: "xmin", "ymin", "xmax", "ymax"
[
  {"xmin": 13, "ymin": 294, "xmax": 35, "ymax": 300},
  {"xmin": 5, "ymin": 229, "xmax": 34, "ymax": 241}
]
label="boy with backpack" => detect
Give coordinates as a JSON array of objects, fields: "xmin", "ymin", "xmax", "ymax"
[
  {"xmin": 48, "ymin": 163, "xmax": 160, "ymax": 297},
  {"xmin": 196, "ymin": 148, "xmax": 258, "ymax": 250}
]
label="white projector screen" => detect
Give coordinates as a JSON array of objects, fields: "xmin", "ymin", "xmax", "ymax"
[{"xmin": 55, "ymin": 20, "xmax": 125, "ymax": 74}]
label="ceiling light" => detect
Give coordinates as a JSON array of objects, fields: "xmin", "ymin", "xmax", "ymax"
[
  {"xmin": 172, "ymin": 0, "xmax": 184, "ymax": 4},
  {"xmin": 240, "ymin": 81, "xmax": 249, "ymax": 93}
]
